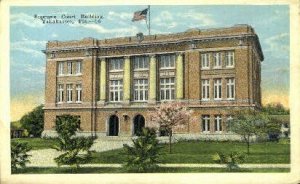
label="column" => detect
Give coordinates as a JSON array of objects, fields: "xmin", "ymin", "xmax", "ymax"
[
  {"xmin": 99, "ymin": 58, "xmax": 106, "ymax": 103},
  {"xmin": 176, "ymin": 52, "xmax": 184, "ymax": 100},
  {"xmin": 123, "ymin": 56, "xmax": 131, "ymax": 103},
  {"xmin": 149, "ymin": 54, "xmax": 156, "ymax": 104}
]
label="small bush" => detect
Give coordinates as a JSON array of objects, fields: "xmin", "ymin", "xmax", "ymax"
[
  {"xmin": 53, "ymin": 115, "xmax": 95, "ymax": 168},
  {"xmin": 212, "ymin": 152, "xmax": 245, "ymax": 171},
  {"xmin": 278, "ymin": 138, "xmax": 290, "ymax": 145},
  {"xmin": 123, "ymin": 127, "xmax": 161, "ymax": 173},
  {"xmin": 11, "ymin": 142, "xmax": 32, "ymax": 172}
]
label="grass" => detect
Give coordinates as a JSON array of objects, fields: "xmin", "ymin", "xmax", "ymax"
[
  {"xmin": 90, "ymin": 140, "xmax": 290, "ymax": 164},
  {"xmin": 12, "ymin": 167, "xmax": 290, "ymax": 174},
  {"xmin": 11, "ymin": 138, "xmax": 58, "ymax": 150},
  {"xmin": 10, "ymin": 138, "xmax": 290, "ymax": 164}
]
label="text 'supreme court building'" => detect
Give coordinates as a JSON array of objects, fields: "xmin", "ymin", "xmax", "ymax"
[{"xmin": 42, "ymin": 24, "xmax": 264, "ymax": 139}]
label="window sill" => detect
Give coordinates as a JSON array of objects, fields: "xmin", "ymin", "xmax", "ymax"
[
  {"xmin": 225, "ymin": 66, "xmax": 235, "ymax": 69},
  {"xmin": 201, "ymin": 67, "xmax": 210, "ymax": 70},
  {"xmin": 159, "ymin": 67, "xmax": 175, "ymax": 70},
  {"xmin": 212, "ymin": 67, "xmax": 222, "ymax": 69},
  {"xmin": 109, "ymin": 70, "xmax": 123, "ymax": 72},
  {"xmin": 133, "ymin": 69, "xmax": 149, "ymax": 71}
]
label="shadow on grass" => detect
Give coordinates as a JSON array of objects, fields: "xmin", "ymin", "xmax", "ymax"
[{"xmin": 12, "ymin": 167, "xmax": 290, "ymax": 174}]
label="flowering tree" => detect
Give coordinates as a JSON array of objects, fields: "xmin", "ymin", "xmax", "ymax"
[{"xmin": 149, "ymin": 102, "xmax": 193, "ymax": 153}]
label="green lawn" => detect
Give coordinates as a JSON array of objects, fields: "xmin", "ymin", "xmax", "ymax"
[
  {"xmin": 11, "ymin": 138, "xmax": 58, "ymax": 150},
  {"xmin": 12, "ymin": 167, "xmax": 290, "ymax": 174},
  {"xmin": 90, "ymin": 141, "xmax": 290, "ymax": 164},
  {"xmin": 11, "ymin": 138, "xmax": 290, "ymax": 164}
]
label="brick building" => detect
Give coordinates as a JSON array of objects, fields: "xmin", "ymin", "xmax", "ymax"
[{"xmin": 42, "ymin": 24, "xmax": 264, "ymax": 139}]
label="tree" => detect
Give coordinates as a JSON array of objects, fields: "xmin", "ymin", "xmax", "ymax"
[
  {"xmin": 20, "ymin": 104, "xmax": 44, "ymax": 137},
  {"xmin": 212, "ymin": 152, "xmax": 245, "ymax": 171},
  {"xmin": 262, "ymin": 103, "xmax": 289, "ymax": 115},
  {"xmin": 227, "ymin": 110, "xmax": 269, "ymax": 154},
  {"xmin": 53, "ymin": 115, "xmax": 95, "ymax": 168},
  {"xmin": 11, "ymin": 142, "xmax": 32, "ymax": 172},
  {"xmin": 123, "ymin": 127, "xmax": 161, "ymax": 172},
  {"xmin": 150, "ymin": 102, "xmax": 193, "ymax": 153}
]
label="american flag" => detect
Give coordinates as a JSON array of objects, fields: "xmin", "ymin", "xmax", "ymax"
[{"xmin": 132, "ymin": 8, "xmax": 148, "ymax": 22}]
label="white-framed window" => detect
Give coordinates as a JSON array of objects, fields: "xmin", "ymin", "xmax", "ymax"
[
  {"xmin": 213, "ymin": 52, "xmax": 222, "ymax": 68},
  {"xmin": 133, "ymin": 56, "xmax": 149, "ymax": 70},
  {"xmin": 76, "ymin": 84, "xmax": 82, "ymax": 102},
  {"xmin": 214, "ymin": 115, "xmax": 222, "ymax": 132},
  {"xmin": 201, "ymin": 53, "xmax": 210, "ymax": 69},
  {"xmin": 109, "ymin": 80, "xmax": 123, "ymax": 102},
  {"xmin": 225, "ymin": 51, "xmax": 234, "ymax": 67},
  {"xmin": 226, "ymin": 78, "xmax": 235, "ymax": 100},
  {"xmin": 227, "ymin": 116, "xmax": 233, "ymax": 132},
  {"xmin": 133, "ymin": 79, "xmax": 148, "ymax": 101},
  {"xmin": 57, "ymin": 84, "xmax": 64, "ymax": 103},
  {"xmin": 160, "ymin": 77, "xmax": 175, "ymax": 100},
  {"xmin": 214, "ymin": 79, "xmax": 222, "ymax": 100},
  {"xmin": 66, "ymin": 84, "xmax": 73, "ymax": 103},
  {"xmin": 159, "ymin": 54, "xmax": 175, "ymax": 69},
  {"xmin": 201, "ymin": 79, "xmax": 210, "ymax": 100},
  {"xmin": 67, "ymin": 62, "xmax": 73, "ymax": 75},
  {"xmin": 75, "ymin": 61, "xmax": 82, "ymax": 74},
  {"xmin": 202, "ymin": 115, "xmax": 210, "ymax": 132},
  {"xmin": 57, "ymin": 62, "xmax": 64, "ymax": 76},
  {"xmin": 109, "ymin": 58, "xmax": 124, "ymax": 71}
]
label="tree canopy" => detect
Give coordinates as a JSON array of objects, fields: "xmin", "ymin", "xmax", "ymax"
[{"xmin": 20, "ymin": 104, "xmax": 44, "ymax": 137}]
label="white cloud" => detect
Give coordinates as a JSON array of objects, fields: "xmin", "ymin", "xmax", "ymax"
[
  {"xmin": 152, "ymin": 11, "xmax": 178, "ymax": 30},
  {"xmin": 179, "ymin": 10, "xmax": 216, "ymax": 27},
  {"xmin": 51, "ymin": 33, "xmax": 58, "ymax": 38},
  {"xmin": 24, "ymin": 64, "xmax": 45, "ymax": 74},
  {"xmin": 70, "ymin": 23, "xmax": 139, "ymax": 37},
  {"xmin": 107, "ymin": 11, "xmax": 132, "ymax": 21},
  {"xmin": 10, "ymin": 13, "xmax": 44, "ymax": 28},
  {"xmin": 264, "ymin": 33, "xmax": 289, "ymax": 53},
  {"xmin": 11, "ymin": 40, "xmax": 46, "ymax": 57}
]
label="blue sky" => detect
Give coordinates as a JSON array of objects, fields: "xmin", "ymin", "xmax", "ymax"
[{"xmin": 10, "ymin": 5, "xmax": 290, "ymax": 120}]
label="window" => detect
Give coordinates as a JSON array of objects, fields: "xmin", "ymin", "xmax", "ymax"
[
  {"xmin": 57, "ymin": 84, "xmax": 64, "ymax": 103},
  {"xmin": 226, "ymin": 78, "xmax": 235, "ymax": 100},
  {"xmin": 76, "ymin": 84, "xmax": 82, "ymax": 102},
  {"xmin": 213, "ymin": 52, "xmax": 222, "ymax": 68},
  {"xmin": 201, "ymin": 53, "xmax": 210, "ymax": 69},
  {"xmin": 214, "ymin": 115, "xmax": 222, "ymax": 132},
  {"xmin": 134, "ymin": 79, "xmax": 148, "ymax": 101},
  {"xmin": 75, "ymin": 61, "xmax": 82, "ymax": 74},
  {"xmin": 58, "ymin": 62, "xmax": 64, "ymax": 76},
  {"xmin": 201, "ymin": 79, "xmax": 210, "ymax": 100},
  {"xmin": 67, "ymin": 62, "xmax": 73, "ymax": 75},
  {"xmin": 214, "ymin": 79, "xmax": 222, "ymax": 100},
  {"xmin": 225, "ymin": 51, "xmax": 234, "ymax": 67},
  {"xmin": 109, "ymin": 80, "xmax": 123, "ymax": 102},
  {"xmin": 160, "ymin": 78, "xmax": 175, "ymax": 100},
  {"xmin": 159, "ymin": 54, "xmax": 175, "ymax": 69},
  {"xmin": 202, "ymin": 115, "xmax": 210, "ymax": 132},
  {"xmin": 227, "ymin": 116, "xmax": 233, "ymax": 132},
  {"xmin": 133, "ymin": 56, "xmax": 149, "ymax": 70},
  {"xmin": 109, "ymin": 58, "xmax": 124, "ymax": 71},
  {"xmin": 66, "ymin": 84, "xmax": 73, "ymax": 102}
]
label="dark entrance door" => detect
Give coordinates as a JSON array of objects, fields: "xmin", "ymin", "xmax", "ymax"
[
  {"xmin": 108, "ymin": 115, "xmax": 119, "ymax": 136},
  {"xmin": 133, "ymin": 115, "xmax": 145, "ymax": 136}
]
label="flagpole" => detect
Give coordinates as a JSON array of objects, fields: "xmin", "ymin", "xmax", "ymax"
[{"xmin": 148, "ymin": 5, "xmax": 151, "ymax": 35}]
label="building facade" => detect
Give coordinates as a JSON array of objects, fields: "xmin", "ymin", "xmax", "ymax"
[{"xmin": 42, "ymin": 24, "xmax": 264, "ymax": 139}]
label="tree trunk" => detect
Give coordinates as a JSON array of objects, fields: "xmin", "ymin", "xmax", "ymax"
[
  {"xmin": 169, "ymin": 134, "xmax": 172, "ymax": 154},
  {"xmin": 247, "ymin": 135, "xmax": 250, "ymax": 154}
]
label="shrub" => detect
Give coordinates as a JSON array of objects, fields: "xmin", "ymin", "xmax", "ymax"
[
  {"xmin": 212, "ymin": 152, "xmax": 245, "ymax": 171},
  {"xmin": 53, "ymin": 115, "xmax": 95, "ymax": 168},
  {"xmin": 20, "ymin": 105, "xmax": 44, "ymax": 137},
  {"xmin": 123, "ymin": 127, "xmax": 161, "ymax": 172},
  {"xmin": 11, "ymin": 142, "xmax": 32, "ymax": 172}
]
